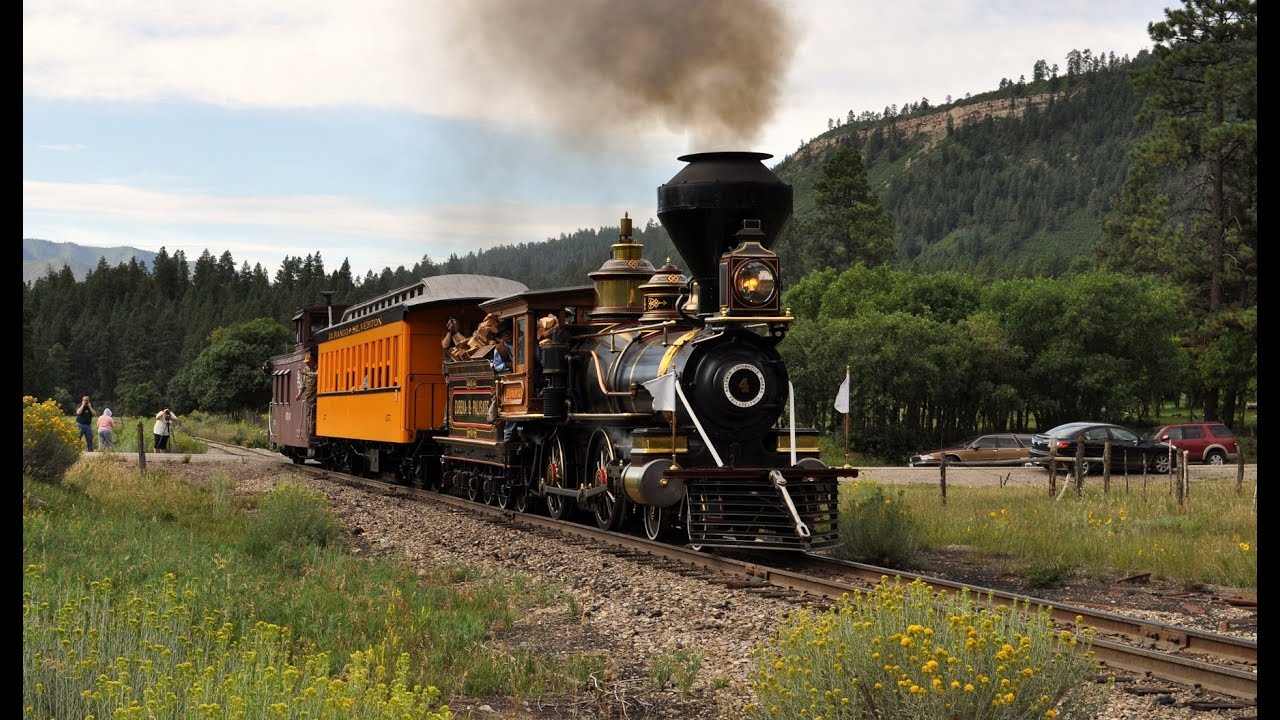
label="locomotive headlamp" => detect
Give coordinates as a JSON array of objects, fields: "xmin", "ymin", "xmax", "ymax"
[{"xmin": 733, "ymin": 260, "xmax": 776, "ymax": 306}]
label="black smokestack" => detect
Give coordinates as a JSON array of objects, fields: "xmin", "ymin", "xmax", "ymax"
[
  {"xmin": 445, "ymin": 0, "xmax": 796, "ymax": 149},
  {"xmin": 657, "ymin": 151, "xmax": 792, "ymax": 313}
]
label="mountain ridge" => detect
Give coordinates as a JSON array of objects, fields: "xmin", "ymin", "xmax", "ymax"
[{"xmin": 23, "ymin": 238, "xmax": 159, "ymax": 284}]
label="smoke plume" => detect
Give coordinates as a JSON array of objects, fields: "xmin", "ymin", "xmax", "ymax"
[{"xmin": 443, "ymin": 0, "xmax": 796, "ymax": 151}]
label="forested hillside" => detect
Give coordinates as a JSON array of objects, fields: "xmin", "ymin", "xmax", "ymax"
[{"xmin": 773, "ymin": 49, "xmax": 1153, "ymax": 279}]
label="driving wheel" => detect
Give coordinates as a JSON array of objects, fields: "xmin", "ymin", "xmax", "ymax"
[
  {"xmin": 513, "ymin": 484, "xmax": 530, "ymax": 513},
  {"xmin": 543, "ymin": 438, "xmax": 573, "ymax": 520},
  {"xmin": 588, "ymin": 431, "xmax": 625, "ymax": 530},
  {"xmin": 495, "ymin": 477, "xmax": 512, "ymax": 509}
]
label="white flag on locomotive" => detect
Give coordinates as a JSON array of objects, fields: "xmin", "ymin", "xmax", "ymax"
[
  {"xmin": 642, "ymin": 372, "xmax": 677, "ymax": 412},
  {"xmin": 833, "ymin": 369, "xmax": 851, "ymax": 414}
]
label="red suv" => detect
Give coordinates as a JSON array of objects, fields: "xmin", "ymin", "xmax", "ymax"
[{"xmin": 1150, "ymin": 423, "xmax": 1239, "ymax": 465}]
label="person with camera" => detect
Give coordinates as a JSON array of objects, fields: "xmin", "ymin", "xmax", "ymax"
[
  {"xmin": 75, "ymin": 395, "xmax": 96, "ymax": 451},
  {"xmin": 153, "ymin": 405, "xmax": 178, "ymax": 452}
]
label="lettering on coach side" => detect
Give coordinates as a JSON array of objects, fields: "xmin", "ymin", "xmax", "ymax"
[
  {"xmin": 326, "ymin": 317, "xmax": 384, "ymax": 340},
  {"xmin": 451, "ymin": 395, "xmax": 492, "ymax": 423},
  {"xmin": 320, "ymin": 308, "xmax": 406, "ymax": 341}
]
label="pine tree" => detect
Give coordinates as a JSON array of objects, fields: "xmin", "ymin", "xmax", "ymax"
[{"xmin": 1101, "ymin": 0, "xmax": 1256, "ymax": 423}]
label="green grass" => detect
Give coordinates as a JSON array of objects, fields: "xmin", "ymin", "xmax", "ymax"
[
  {"xmin": 81, "ymin": 414, "xmax": 209, "ymax": 455},
  {"xmin": 179, "ymin": 409, "xmax": 271, "ymax": 449},
  {"xmin": 23, "ymin": 460, "xmax": 605, "ymax": 718},
  {"xmin": 847, "ymin": 478, "xmax": 1257, "ymax": 590}
]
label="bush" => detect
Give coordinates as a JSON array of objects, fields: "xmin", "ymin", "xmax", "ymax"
[
  {"xmin": 748, "ymin": 577, "xmax": 1106, "ymax": 720},
  {"xmin": 833, "ymin": 482, "xmax": 921, "ymax": 568},
  {"xmin": 23, "ymin": 396, "xmax": 82, "ymax": 483},
  {"xmin": 244, "ymin": 483, "xmax": 345, "ymax": 556},
  {"xmin": 233, "ymin": 423, "xmax": 269, "ymax": 449},
  {"xmin": 1018, "ymin": 562, "xmax": 1076, "ymax": 589},
  {"xmin": 23, "ymin": 568, "xmax": 453, "ymax": 720}
]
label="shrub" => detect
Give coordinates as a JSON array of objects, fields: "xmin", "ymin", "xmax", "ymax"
[
  {"xmin": 244, "ymin": 483, "xmax": 345, "ymax": 556},
  {"xmin": 748, "ymin": 577, "xmax": 1106, "ymax": 720},
  {"xmin": 22, "ymin": 396, "xmax": 82, "ymax": 483},
  {"xmin": 23, "ymin": 568, "xmax": 453, "ymax": 720},
  {"xmin": 233, "ymin": 423, "xmax": 270, "ymax": 449},
  {"xmin": 1018, "ymin": 562, "xmax": 1076, "ymax": 589},
  {"xmin": 834, "ymin": 482, "xmax": 921, "ymax": 568},
  {"xmin": 649, "ymin": 648, "xmax": 702, "ymax": 696}
]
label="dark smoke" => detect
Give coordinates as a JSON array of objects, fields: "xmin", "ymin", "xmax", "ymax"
[{"xmin": 444, "ymin": 0, "xmax": 795, "ymax": 151}]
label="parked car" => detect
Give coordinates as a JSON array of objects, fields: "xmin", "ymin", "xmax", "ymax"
[
  {"xmin": 1149, "ymin": 422, "xmax": 1239, "ymax": 465},
  {"xmin": 1029, "ymin": 422, "xmax": 1177, "ymax": 475},
  {"xmin": 908, "ymin": 433, "xmax": 1036, "ymax": 467}
]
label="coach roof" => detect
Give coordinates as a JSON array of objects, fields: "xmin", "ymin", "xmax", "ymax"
[{"xmin": 340, "ymin": 274, "xmax": 529, "ymax": 324}]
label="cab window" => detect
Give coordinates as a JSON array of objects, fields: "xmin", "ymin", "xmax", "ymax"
[{"xmin": 516, "ymin": 316, "xmax": 527, "ymax": 367}]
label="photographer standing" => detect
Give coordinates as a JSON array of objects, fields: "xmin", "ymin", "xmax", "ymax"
[
  {"xmin": 153, "ymin": 405, "xmax": 178, "ymax": 452},
  {"xmin": 75, "ymin": 396, "xmax": 96, "ymax": 451}
]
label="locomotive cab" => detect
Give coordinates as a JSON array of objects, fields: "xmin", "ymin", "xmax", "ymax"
[{"xmin": 466, "ymin": 286, "xmax": 597, "ymax": 430}]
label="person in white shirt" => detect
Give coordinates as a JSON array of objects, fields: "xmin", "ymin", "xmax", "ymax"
[{"xmin": 153, "ymin": 406, "xmax": 178, "ymax": 452}]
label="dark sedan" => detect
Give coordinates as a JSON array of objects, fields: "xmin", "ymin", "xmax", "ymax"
[{"xmin": 1029, "ymin": 422, "xmax": 1177, "ymax": 475}]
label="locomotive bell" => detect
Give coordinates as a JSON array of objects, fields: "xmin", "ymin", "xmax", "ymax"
[
  {"xmin": 588, "ymin": 213, "xmax": 656, "ymax": 321},
  {"xmin": 657, "ymin": 152, "xmax": 792, "ymax": 316}
]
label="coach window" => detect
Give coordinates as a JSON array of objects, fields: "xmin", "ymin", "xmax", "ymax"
[
  {"xmin": 376, "ymin": 339, "xmax": 382, "ymax": 387},
  {"xmin": 380, "ymin": 338, "xmax": 388, "ymax": 388},
  {"xmin": 389, "ymin": 338, "xmax": 398, "ymax": 385}
]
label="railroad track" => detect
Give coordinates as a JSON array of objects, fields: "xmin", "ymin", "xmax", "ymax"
[{"xmin": 203, "ymin": 443, "xmax": 1258, "ymax": 703}]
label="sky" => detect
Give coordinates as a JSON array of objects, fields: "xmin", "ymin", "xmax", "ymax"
[{"xmin": 23, "ymin": 0, "xmax": 1177, "ymax": 279}]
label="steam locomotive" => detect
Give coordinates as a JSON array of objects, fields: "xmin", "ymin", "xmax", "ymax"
[{"xmin": 266, "ymin": 152, "xmax": 854, "ymax": 551}]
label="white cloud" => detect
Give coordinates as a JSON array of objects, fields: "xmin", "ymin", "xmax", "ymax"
[
  {"xmin": 24, "ymin": 0, "xmax": 1168, "ymax": 161},
  {"xmin": 23, "ymin": 179, "xmax": 637, "ymax": 275},
  {"xmin": 37, "ymin": 143, "xmax": 87, "ymax": 152}
]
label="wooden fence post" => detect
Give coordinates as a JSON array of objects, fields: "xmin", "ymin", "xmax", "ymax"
[
  {"xmin": 939, "ymin": 455, "xmax": 948, "ymax": 505},
  {"xmin": 1048, "ymin": 446, "xmax": 1058, "ymax": 496},
  {"xmin": 1074, "ymin": 441, "xmax": 1084, "ymax": 496},
  {"xmin": 1102, "ymin": 442, "xmax": 1111, "ymax": 494},
  {"xmin": 137, "ymin": 422, "xmax": 146, "ymax": 473},
  {"xmin": 1175, "ymin": 452, "xmax": 1185, "ymax": 511},
  {"xmin": 1182, "ymin": 450, "xmax": 1190, "ymax": 505}
]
